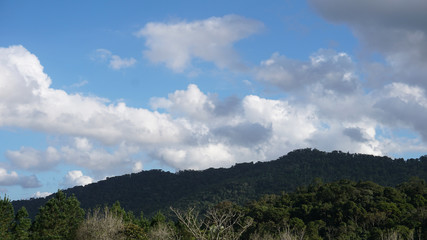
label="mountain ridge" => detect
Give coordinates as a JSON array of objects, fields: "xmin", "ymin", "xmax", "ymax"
[{"xmin": 13, "ymin": 148, "xmax": 427, "ymax": 218}]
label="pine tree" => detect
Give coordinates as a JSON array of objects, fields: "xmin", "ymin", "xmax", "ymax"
[
  {"xmin": 31, "ymin": 190, "xmax": 85, "ymax": 240},
  {"xmin": 0, "ymin": 195, "xmax": 14, "ymax": 240},
  {"xmin": 12, "ymin": 207, "xmax": 31, "ymax": 240}
]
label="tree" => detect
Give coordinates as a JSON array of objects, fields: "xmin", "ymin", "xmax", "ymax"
[
  {"xmin": 172, "ymin": 202, "xmax": 253, "ymax": 240},
  {"xmin": 0, "ymin": 195, "xmax": 14, "ymax": 240},
  {"xmin": 12, "ymin": 207, "xmax": 31, "ymax": 240},
  {"xmin": 31, "ymin": 190, "xmax": 85, "ymax": 240},
  {"xmin": 147, "ymin": 222, "xmax": 177, "ymax": 240},
  {"xmin": 76, "ymin": 207, "xmax": 126, "ymax": 240}
]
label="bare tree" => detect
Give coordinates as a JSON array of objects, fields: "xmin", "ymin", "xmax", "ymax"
[
  {"xmin": 76, "ymin": 207, "xmax": 125, "ymax": 240},
  {"xmin": 148, "ymin": 222, "xmax": 180, "ymax": 240},
  {"xmin": 171, "ymin": 203, "xmax": 253, "ymax": 240}
]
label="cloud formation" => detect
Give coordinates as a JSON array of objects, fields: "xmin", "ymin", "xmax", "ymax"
[
  {"xmin": 60, "ymin": 137, "xmax": 142, "ymax": 177},
  {"xmin": 149, "ymin": 84, "xmax": 384, "ymax": 169},
  {"xmin": 0, "ymin": 46, "xmax": 185, "ymax": 147},
  {"xmin": 136, "ymin": 15, "xmax": 264, "ymax": 72},
  {"xmin": 31, "ymin": 191, "xmax": 52, "ymax": 198},
  {"xmin": 62, "ymin": 170, "xmax": 94, "ymax": 187},
  {"xmin": 6, "ymin": 146, "xmax": 60, "ymax": 171},
  {"xmin": 255, "ymin": 49, "xmax": 359, "ymax": 94},
  {"xmin": 93, "ymin": 49, "xmax": 136, "ymax": 70},
  {"xmin": 1, "ymin": 43, "xmax": 427, "ymax": 185},
  {"xmin": 309, "ymin": 0, "xmax": 427, "ymax": 89},
  {"xmin": 373, "ymin": 83, "xmax": 427, "ymax": 141},
  {"xmin": 0, "ymin": 168, "xmax": 41, "ymax": 188},
  {"xmin": 306, "ymin": 0, "xmax": 427, "ymax": 145}
]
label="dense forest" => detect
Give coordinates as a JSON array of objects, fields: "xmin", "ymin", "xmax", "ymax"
[
  {"xmin": 2, "ymin": 178, "xmax": 427, "ymax": 239},
  {"xmin": 13, "ymin": 148, "xmax": 427, "ymax": 220}
]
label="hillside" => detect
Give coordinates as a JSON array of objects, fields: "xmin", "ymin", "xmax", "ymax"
[{"xmin": 13, "ymin": 148, "xmax": 427, "ymax": 218}]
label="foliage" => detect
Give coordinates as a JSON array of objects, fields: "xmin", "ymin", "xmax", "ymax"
[
  {"xmin": 14, "ymin": 149, "xmax": 427, "ymax": 220},
  {"xmin": 0, "ymin": 195, "xmax": 14, "ymax": 240},
  {"xmin": 3, "ymin": 176, "xmax": 427, "ymax": 239},
  {"xmin": 0, "ymin": 196, "xmax": 31, "ymax": 240},
  {"xmin": 5, "ymin": 149, "xmax": 427, "ymax": 239},
  {"xmin": 244, "ymin": 179, "xmax": 427, "ymax": 240},
  {"xmin": 31, "ymin": 190, "xmax": 85, "ymax": 240},
  {"xmin": 12, "ymin": 207, "xmax": 31, "ymax": 240}
]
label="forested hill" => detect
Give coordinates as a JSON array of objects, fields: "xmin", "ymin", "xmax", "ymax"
[{"xmin": 13, "ymin": 148, "xmax": 427, "ymax": 218}]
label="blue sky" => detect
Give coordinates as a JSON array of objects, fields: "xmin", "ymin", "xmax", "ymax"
[{"xmin": 1, "ymin": 0, "xmax": 427, "ymax": 200}]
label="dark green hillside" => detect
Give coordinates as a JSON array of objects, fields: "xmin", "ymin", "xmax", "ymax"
[
  {"xmin": 242, "ymin": 178, "xmax": 427, "ymax": 239},
  {"xmin": 13, "ymin": 148, "xmax": 427, "ymax": 219}
]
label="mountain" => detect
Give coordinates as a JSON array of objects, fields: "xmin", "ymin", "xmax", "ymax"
[{"xmin": 13, "ymin": 148, "xmax": 427, "ymax": 218}]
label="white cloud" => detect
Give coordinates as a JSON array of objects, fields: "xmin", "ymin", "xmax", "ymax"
[
  {"xmin": 255, "ymin": 49, "xmax": 359, "ymax": 94},
  {"xmin": 0, "ymin": 45, "xmax": 186, "ymax": 147},
  {"xmin": 373, "ymin": 83, "xmax": 427, "ymax": 141},
  {"xmin": 136, "ymin": 15, "xmax": 263, "ymax": 72},
  {"xmin": 306, "ymin": 1, "xmax": 427, "ymax": 146},
  {"xmin": 62, "ymin": 170, "xmax": 94, "ymax": 187},
  {"xmin": 0, "ymin": 168, "xmax": 41, "ymax": 188},
  {"xmin": 61, "ymin": 138, "xmax": 141, "ymax": 177},
  {"xmin": 6, "ymin": 146, "xmax": 60, "ymax": 171},
  {"xmin": 178, "ymin": 82, "xmax": 426, "ymax": 167},
  {"xmin": 69, "ymin": 80, "xmax": 88, "ymax": 88},
  {"xmin": 93, "ymin": 49, "xmax": 136, "ymax": 70},
  {"xmin": 4, "ymin": 137, "xmax": 143, "ymax": 178},
  {"xmin": 132, "ymin": 161, "xmax": 143, "ymax": 173},
  {"xmin": 149, "ymin": 84, "xmax": 384, "ymax": 169},
  {"xmin": 93, "ymin": 49, "xmax": 112, "ymax": 61},
  {"xmin": 309, "ymin": 0, "xmax": 427, "ymax": 89},
  {"xmin": 31, "ymin": 191, "xmax": 52, "ymax": 199},
  {"xmin": 307, "ymin": 121, "xmax": 382, "ymax": 156},
  {"xmin": 155, "ymin": 144, "xmax": 236, "ymax": 170},
  {"xmin": 151, "ymin": 84, "xmax": 215, "ymax": 121},
  {"xmin": 109, "ymin": 55, "xmax": 136, "ymax": 70},
  {"xmin": 2, "ymin": 45, "xmax": 426, "ymax": 175}
]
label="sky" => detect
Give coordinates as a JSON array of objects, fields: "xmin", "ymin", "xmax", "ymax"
[{"xmin": 1, "ymin": 0, "xmax": 427, "ymax": 200}]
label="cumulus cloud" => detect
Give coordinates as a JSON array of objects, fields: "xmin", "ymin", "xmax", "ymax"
[
  {"xmin": 132, "ymin": 161, "xmax": 143, "ymax": 173},
  {"xmin": 2, "ymin": 44, "xmax": 425, "ymax": 175},
  {"xmin": 149, "ymin": 82, "xmax": 427, "ymax": 169},
  {"xmin": 213, "ymin": 122, "xmax": 272, "ymax": 146},
  {"xmin": 151, "ymin": 84, "xmax": 216, "ymax": 121},
  {"xmin": 150, "ymin": 84, "xmax": 385, "ymax": 169},
  {"xmin": 93, "ymin": 49, "xmax": 136, "ymax": 70},
  {"xmin": 32, "ymin": 191, "xmax": 52, "ymax": 199},
  {"xmin": 136, "ymin": 15, "xmax": 263, "ymax": 72},
  {"xmin": 109, "ymin": 55, "xmax": 137, "ymax": 70},
  {"xmin": 4, "ymin": 137, "xmax": 144, "ymax": 179},
  {"xmin": 154, "ymin": 144, "xmax": 237, "ymax": 170},
  {"xmin": 0, "ymin": 45, "xmax": 186, "ymax": 147},
  {"xmin": 62, "ymin": 170, "xmax": 93, "ymax": 187},
  {"xmin": 6, "ymin": 146, "xmax": 60, "ymax": 171},
  {"xmin": 0, "ymin": 168, "xmax": 41, "ymax": 188},
  {"xmin": 343, "ymin": 127, "xmax": 369, "ymax": 143},
  {"xmin": 373, "ymin": 83, "xmax": 427, "ymax": 141},
  {"xmin": 309, "ymin": 0, "xmax": 427, "ymax": 89},
  {"xmin": 251, "ymin": 6, "xmax": 427, "ymax": 153},
  {"xmin": 61, "ymin": 137, "xmax": 142, "ymax": 177},
  {"xmin": 255, "ymin": 49, "xmax": 360, "ymax": 94},
  {"xmin": 307, "ymin": 122, "xmax": 382, "ymax": 156}
]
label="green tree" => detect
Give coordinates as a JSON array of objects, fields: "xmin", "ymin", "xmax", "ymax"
[
  {"xmin": 0, "ymin": 195, "xmax": 14, "ymax": 240},
  {"xmin": 32, "ymin": 190, "xmax": 85, "ymax": 240},
  {"xmin": 12, "ymin": 207, "xmax": 31, "ymax": 240},
  {"xmin": 123, "ymin": 222, "xmax": 147, "ymax": 240}
]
